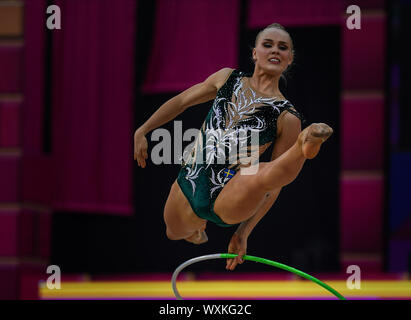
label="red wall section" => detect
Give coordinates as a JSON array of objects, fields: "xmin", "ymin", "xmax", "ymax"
[
  {"xmin": 248, "ymin": 0, "xmax": 343, "ymax": 28},
  {"xmin": 341, "ymin": 176, "xmax": 384, "ymax": 252},
  {"xmin": 19, "ymin": 210, "xmax": 51, "ymax": 260},
  {"xmin": 0, "ymin": 101, "xmax": 20, "ymax": 148},
  {"xmin": 0, "ymin": 0, "xmax": 50, "ymax": 300},
  {"xmin": 21, "ymin": 156, "xmax": 53, "ymax": 205},
  {"xmin": 342, "ymin": 0, "xmax": 386, "ymax": 10},
  {"xmin": 0, "ymin": 265, "xmax": 19, "ymax": 299},
  {"xmin": 0, "ymin": 46, "xmax": 23, "ymax": 93},
  {"xmin": 341, "ymin": 95, "xmax": 384, "ymax": 170},
  {"xmin": 342, "ymin": 15, "xmax": 386, "ymax": 90},
  {"xmin": 0, "ymin": 157, "xmax": 20, "ymax": 202},
  {"xmin": 0, "ymin": 209, "xmax": 51, "ymax": 259},
  {"xmin": 0, "ymin": 211, "xmax": 19, "ymax": 256},
  {"xmin": 142, "ymin": 0, "xmax": 239, "ymax": 93},
  {"xmin": 340, "ymin": 6, "xmax": 386, "ymax": 263}
]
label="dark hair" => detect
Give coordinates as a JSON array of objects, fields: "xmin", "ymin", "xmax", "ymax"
[{"xmin": 252, "ymin": 23, "xmax": 295, "ymax": 86}]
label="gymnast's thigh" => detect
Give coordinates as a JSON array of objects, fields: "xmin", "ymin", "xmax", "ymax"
[
  {"xmin": 163, "ymin": 180, "xmax": 206, "ymax": 231},
  {"xmin": 213, "ymin": 163, "xmax": 270, "ymax": 224}
]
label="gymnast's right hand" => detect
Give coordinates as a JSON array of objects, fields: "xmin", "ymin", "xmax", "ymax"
[
  {"xmin": 134, "ymin": 129, "xmax": 148, "ymax": 168},
  {"xmin": 226, "ymin": 232, "xmax": 247, "ymax": 271}
]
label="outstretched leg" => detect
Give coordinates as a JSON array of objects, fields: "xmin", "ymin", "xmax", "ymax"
[
  {"xmin": 214, "ymin": 123, "xmax": 333, "ymax": 225},
  {"xmin": 259, "ymin": 122, "xmax": 333, "ymax": 190}
]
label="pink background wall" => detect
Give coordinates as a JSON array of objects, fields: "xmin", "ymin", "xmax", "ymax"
[{"xmin": 0, "ymin": 0, "xmax": 387, "ymax": 298}]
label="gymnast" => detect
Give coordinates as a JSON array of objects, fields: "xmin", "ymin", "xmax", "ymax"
[{"xmin": 134, "ymin": 23, "xmax": 333, "ymax": 271}]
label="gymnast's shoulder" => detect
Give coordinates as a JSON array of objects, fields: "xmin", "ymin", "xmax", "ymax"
[{"xmin": 203, "ymin": 68, "xmax": 235, "ymax": 91}]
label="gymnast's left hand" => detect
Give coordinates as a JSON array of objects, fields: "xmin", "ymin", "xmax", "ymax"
[
  {"xmin": 134, "ymin": 129, "xmax": 148, "ymax": 168},
  {"xmin": 226, "ymin": 232, "xmax": 247, "ymax": 271}
]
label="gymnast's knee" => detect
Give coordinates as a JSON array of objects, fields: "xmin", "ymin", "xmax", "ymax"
[
  {"xmin": 258, "ymin": 164, "xmax": 297, "ymax": 191},
  {"xmin": 166, "ymin": 228, "xmax": 177, "ymax": 240},
  {"xmin": 166, "ymin": 228, "xmax": 183, "ymax": 241}
]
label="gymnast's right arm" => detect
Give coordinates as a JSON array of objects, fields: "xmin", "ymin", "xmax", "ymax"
[{"xmin": 134, "ymin": 68, "xmax": 233, "ymax": 168}]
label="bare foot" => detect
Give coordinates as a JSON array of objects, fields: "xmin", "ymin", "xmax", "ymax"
[
  {"xmin": 298, "ymin": 123, "xmax": 333, "ymax": 159},
  {"xmin": 185, "ymin": 229, "xmax": 208, "ymax": 244}
]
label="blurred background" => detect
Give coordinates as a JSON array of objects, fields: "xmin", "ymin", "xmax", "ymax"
[{"xmin": 0, "ymin": 0, "xmax": 410, "ymax": 299}]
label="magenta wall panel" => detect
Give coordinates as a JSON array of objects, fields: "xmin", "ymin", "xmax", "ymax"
[
  {"xmin": 46, "ymin": 0, "xmax": 135, "ymax": 215},
  {"xmin": 19, "ymin": 210, "xmax": 51, "ymax": 259},
  {"xmin": 341, "ymin": 96, "xmax": 384, "ymax": 170},
  {"xmin": 19, "ymin": 264, "xmax": 46, "ymax": 299},
  {"xmin": 340, "ymin": 255, "xmax": 382, "ymax": 273},
  {"xmin": 0, "ymin": 265, "xmax": 19, "ymax": 299},
  {"xmin": 37, "ymin": 211, "xmax": 51, "ymax": 259},
  {"xmin": 0, "ymin": 209, "xmax": 51, "ymax": 259},
  {"xmin": 0, "ymin": 212, "xmax": 19, "ymax": 256},
  {"xmin": 248, "ymin": 0, "xmax": 343, "ymax": 28},
  {"xmin": 21, "ymin": 156, "xmax": 52, "ymax": 205},
  {"xmin": 23, "ymin": 0, "xmax": 46, "ymax": 154},
  {"xmin": 342, "ymin": 15, "xmax": 386, "ymax": 90},
  {"xmin": 343, "ymin": 0, "xmax": 385, "ymax": 10},
  {"xmin": 0, "ymin": 46, "xmax": 23, "ymax": 93},
  {"xmin": 0, "ymin": 263, "xmax": 45, "ymax": 299},
  {"xmin": 0, "ymin": 101, "xmax": 20, "ymax": 148},
  {"xmin": 0, "ymin": 156, "xmax": 20, "ymax": 202},
  {"xmin": 142, "ymin": 0, "xmax": 239, "ymax": 93},
  {"xmin": 341, "ymin": 177, "xmax": 383, "ymax": 252},
  {"xmin": 19, "ymin": 210, "xmax": 36, "ymax": 257}
]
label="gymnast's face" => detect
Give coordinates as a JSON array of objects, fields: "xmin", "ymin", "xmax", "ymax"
[{"xmin": 252, "ymin": 28, "xmax": 293, "ymax": 76}]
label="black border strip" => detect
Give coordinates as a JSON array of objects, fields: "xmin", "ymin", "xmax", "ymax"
[{"xmin": 42, "ymin": 0, "xmax": 54, "ymax": 154}]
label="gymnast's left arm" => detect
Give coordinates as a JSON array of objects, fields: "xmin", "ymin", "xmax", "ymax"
[{"xmin": 226, "ymin": 112, "xmax": 301, "ymax": 270}]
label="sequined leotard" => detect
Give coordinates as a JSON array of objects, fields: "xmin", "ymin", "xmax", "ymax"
[{"xmin": 177, "ymin": 69, "xmax": 302, "ymax": 227}]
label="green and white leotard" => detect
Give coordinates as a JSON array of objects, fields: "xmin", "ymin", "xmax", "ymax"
[{"xmin": 177, "ymin": 69, "xmax": 303, "ymax": 227}]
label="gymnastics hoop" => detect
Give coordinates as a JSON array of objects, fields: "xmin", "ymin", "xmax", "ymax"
[{"xmin": 171, "ymin": 253, "xmax": 346, "ymax": 300}]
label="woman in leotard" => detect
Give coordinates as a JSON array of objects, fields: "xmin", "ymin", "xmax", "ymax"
[{"xmin": 134, "ymin": 23, "xmax": 333, "ymax": 271}]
